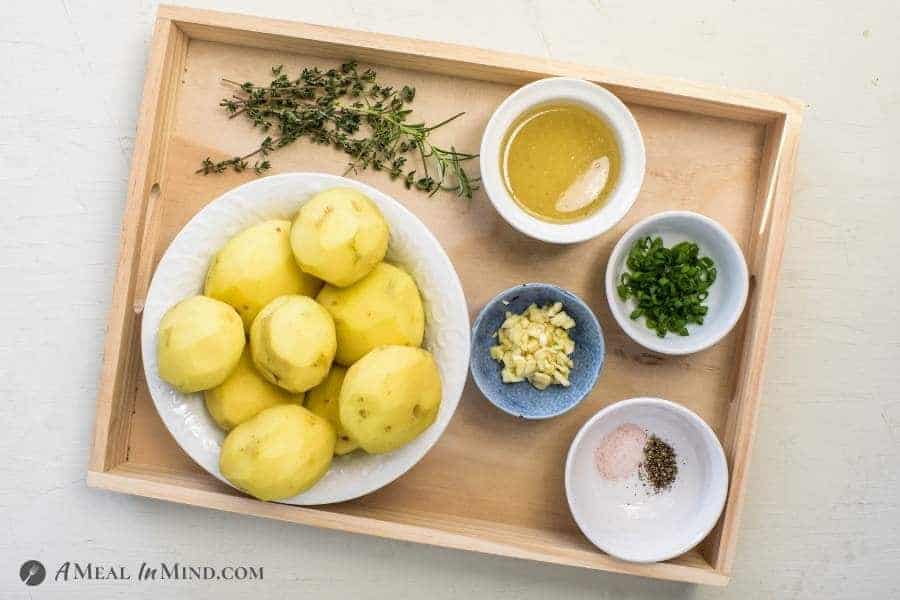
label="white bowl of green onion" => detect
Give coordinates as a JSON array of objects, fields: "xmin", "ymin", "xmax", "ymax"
[{"xmin": 605, "ymin": 211, "xmax": 749, "ymax": 355}]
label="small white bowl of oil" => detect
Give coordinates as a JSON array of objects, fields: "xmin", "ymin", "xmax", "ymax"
[{"xmin": 480, "ymin": 77, "xmax": 645, "ymax": 244}]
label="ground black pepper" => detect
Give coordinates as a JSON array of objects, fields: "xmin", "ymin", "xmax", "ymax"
[{"xmin": 639, "ymin": 434, "xmax": 678, "ymax": 493}]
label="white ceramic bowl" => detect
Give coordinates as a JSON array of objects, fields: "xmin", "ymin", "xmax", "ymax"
[
  {"xmin": 605, "ymin": 211, "xmax": 749, "ymax": 355},
  {"xmin": 480, "ymin": 77, "xmax": 645, "ymax": 244},
  {"xmin": 141, "ymin": 173, "xmax": 470, "ymax": 505},
  {"xmin": 565, "ymin": 397, "xmax": 728, "ymax": 563}
]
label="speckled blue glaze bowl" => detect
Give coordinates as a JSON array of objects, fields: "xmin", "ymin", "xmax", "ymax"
[{"xmin": 470, "ymin": 283, "xmax": 605, "ymax": 419}]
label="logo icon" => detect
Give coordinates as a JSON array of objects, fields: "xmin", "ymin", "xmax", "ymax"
[{"xmin": 20, "ymin": 560, "xmax": 46, "ymax": 586}]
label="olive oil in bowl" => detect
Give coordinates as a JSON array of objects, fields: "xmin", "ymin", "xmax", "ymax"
[{"xmin": 501, "ymin": 103, "xmax": 621, "ymax": 223}]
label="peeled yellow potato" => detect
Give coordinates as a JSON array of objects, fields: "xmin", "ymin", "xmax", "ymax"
[
  {"xmin": 317, "ymin": 262, "xmax": 425, "ymax": 366},
  {"xmin": 157, "ymin": 295, "xmax": 245, "ymax": 393},
  {"xmin": 339, "ymin": 346, "xmax": 441, "ymax": 454},
  {"xmin": 205, "ymin": 220, "xmax": 322, "ymax": 329},
  {"xmin": 290, "ymin": 188, "xmax": 389, "ymax": 287},
  {"xmin": 305, "ymin": 366, "xmax": 359, "ymax": 455},
  {"xmin": 250, "ymin": 295, "xmax": 336, "ymax": 393},
  {"xmin": 219, "ymin": 404, "xmax": 336, "ymax": 501},
  {"xmin": 204, "ymin": 349, "xmax": 304, "ymax": 432}
]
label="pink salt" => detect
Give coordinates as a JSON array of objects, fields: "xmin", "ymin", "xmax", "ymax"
[{"xmin": 594, "ymin": 423, "xmax": 647, "ymax": 480}]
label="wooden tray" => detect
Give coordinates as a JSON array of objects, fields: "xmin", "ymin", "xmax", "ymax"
[{"xmin": 88, "ymin": 5, "xmax": 802, "ymax": 586}]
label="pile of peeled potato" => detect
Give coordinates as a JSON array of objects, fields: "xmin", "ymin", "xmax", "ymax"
[{"xmin": 156, "ymin": 188, "xmax": 441, "ymax": 501}]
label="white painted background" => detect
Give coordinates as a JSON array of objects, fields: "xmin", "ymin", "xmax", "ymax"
[{"xmin": 1, "ymin": 1, "xmax": 897, "ymax": 598}]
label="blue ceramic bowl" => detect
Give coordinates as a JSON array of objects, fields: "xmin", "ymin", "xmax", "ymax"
[{"xmin": 470, "ymin": 283, "xmax": 605, "ymax": 419}]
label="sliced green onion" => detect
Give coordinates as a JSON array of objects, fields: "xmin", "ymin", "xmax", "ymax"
[{"xmin": 616, "ymin": 236, "xmax": 717, "ymax": 338}]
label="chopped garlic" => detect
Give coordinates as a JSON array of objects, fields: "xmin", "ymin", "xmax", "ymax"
[{"xmin": 489, "ymin": 302, "xmax": 576, "ymax": 390}]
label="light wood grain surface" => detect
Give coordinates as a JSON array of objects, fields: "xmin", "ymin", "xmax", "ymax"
[
  {"xmin": 87, "ymin": 8, "xmax": 797, "ymax": 583},
  {"xmin": 1, "ymin": 1, "xmax": 897, "ymax": 598}
]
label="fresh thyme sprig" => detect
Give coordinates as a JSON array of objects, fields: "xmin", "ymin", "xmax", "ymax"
[{"xmin": 197, "ymin": 61, "xmax": 480, "ymax": 199}]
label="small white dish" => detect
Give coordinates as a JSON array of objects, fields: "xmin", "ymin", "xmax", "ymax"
[
  {"xmin": 565, "ymin": 397, "xmax": 728, "ymax": 563},
  {"xmin": 141, "ymin": 173, "xmax": 470, "ymax": 505},
  {"xmin": 605, "ymin": 211, "xmax": 749, "ymax": 355},
  {"xmin": 480, "ymin": 77, "xmax": 645, "ymax": 244}
]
